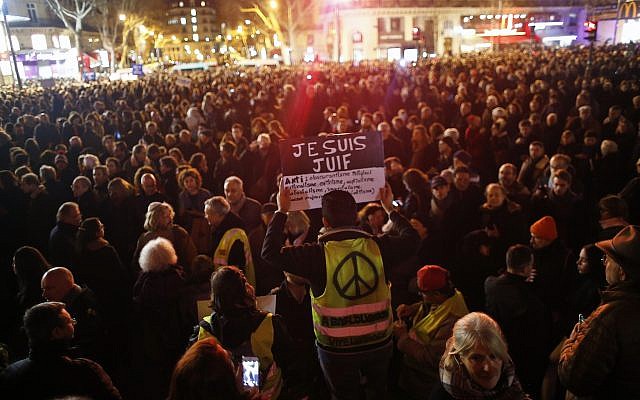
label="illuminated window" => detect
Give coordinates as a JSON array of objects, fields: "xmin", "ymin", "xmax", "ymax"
[
  {"xmin": 180, "ymin": 17, "xmax": 187, "ymax": 25},
  {"xmin": 201, "ymin": 1, "xmax": 206, "ymax": 6},
  {"xmin": 193, "ymin": 34, "xmax": 199, "ymax": 41},
  {"xmin": 32, "ymin": 34, "xmax": 49, "ymax": 50},
  {"xmin": 179, "ymin": 1, "xmax": 184, "ymax": 6},
  {"xmin": 191, "ymin": 9, "xmax": 196, "ymax": 16},
  {"xmin": 191, "ymin": 17, "xmax": 197, "ymax": 24},
  {"xmin": 11, "ymin": 36, "xmax": 20, "ymax": 51},
  {"xmin": 59, "ymin": 35, "xmax": 71, "ymax": 49},
  {"xmin": 193, "ymin": 25, "xmax": 198, "ymax": 32}
]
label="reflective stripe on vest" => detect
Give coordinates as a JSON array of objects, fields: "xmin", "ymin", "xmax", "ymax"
[
  {"xmin": 213, "ymin": 228, "xmax": 256, "ymax": 287},
  {"xmin": 311, "ymin": 236, "xmax": 392, "ymax": 349},
  {"xmin": 199, "ymin": 314, "xmax": 282, "ymax": 399}
]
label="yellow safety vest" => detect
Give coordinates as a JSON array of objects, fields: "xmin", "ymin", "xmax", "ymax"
[
  {"xmin": 311, "ymin": 236, "xmax": 392, "ymax": 350},
  {"xmin": 213, "ymin": 228, "xmax": 256, "ymax": 288},
  {"xmin": 198, "ymin": 313, "xmax": 282, "ymax": 399}
]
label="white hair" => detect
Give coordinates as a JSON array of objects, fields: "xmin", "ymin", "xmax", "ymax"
[{"xmin": 139, "ymin": 237, "xmax": 178, "ymax": 272}]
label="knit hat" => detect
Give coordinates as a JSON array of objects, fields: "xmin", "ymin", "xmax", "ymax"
[
  {"xmin": 453, "ymin": 150, "xmax": 472, "ymax": 166},
  {"xmin": 417, "ymin": 265, "xmax": 449, "ymax": 292},
  {"xmin": 530, "ymin": 216, "xmax": 558, "ymax": 241},
  {"xmin": 443, "ymin": 128, "xmax": 460, "ymax": 142}
]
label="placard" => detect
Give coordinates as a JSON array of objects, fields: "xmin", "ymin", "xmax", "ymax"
[
  {"xmin": 279, "ymin": 132, "xmax": 385, "ymax": 210},
  {"xmin": 175, "ymin": 76, "xmax": 192, "ymax": 87},
  {"xmin": 131, "ymin": 63, "xmax": 144, "ymax": 76}
]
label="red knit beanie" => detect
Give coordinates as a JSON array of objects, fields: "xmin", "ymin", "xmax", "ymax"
[
  {"xmin": 530, "ymin": 216, "xmax": 558, "ymax": 241},
  {"xmin": 417, "ymin": 265, "xmax": 449, "ymax": 292}
]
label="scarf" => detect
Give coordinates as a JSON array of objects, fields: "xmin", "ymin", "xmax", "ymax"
[
  {"xmin": 439, "ymin": 355, "xmax": 531, "ymax": 400},
  {"xmin": 412, "ymin": 290, "xmax": 469, "ymax": 345}
]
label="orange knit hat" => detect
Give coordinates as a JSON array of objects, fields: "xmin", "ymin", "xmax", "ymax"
[{"xmin": 530, "ymin": 216, "xmax": 558, "ymax": 241}]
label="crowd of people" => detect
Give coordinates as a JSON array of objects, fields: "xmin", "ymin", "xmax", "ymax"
[{"xmin": 1, "ymin": 43, "xmax": 640, "ymax": 400}]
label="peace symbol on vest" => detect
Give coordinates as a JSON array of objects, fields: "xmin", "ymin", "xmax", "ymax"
[{"xmin": 333, "ymin": 251, "xmax": 379, "ymax": 300}]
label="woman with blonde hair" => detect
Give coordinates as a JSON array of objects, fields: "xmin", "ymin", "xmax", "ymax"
[
  {"xmin": 432, "ymin": 312, "xmax": 530, "ymax": 399},
  {"xmin": 132, "ymin": 201, "xmax": 196, "ymax": 276}
]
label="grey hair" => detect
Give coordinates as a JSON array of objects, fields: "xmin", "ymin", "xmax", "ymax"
[
  {"xmin": 144, "ymin": 202, "xmax": 174, "ymax": 232},
  {"xmin": 39, "ymin": 165, "xmax": 57, "ymax": 183},
  {"xmin": 56, "ymin": 202, "xmax": 79, "ymax": 222},
  {"xmin": 224, "ymin": 175, "xmax": 243, "ymax": 190},
  {"xmin": 442, "ymin": 312, "xmax": 510, "ymax": 370},
  {"xmin": 139, "ymin": 237, "xmax": 178, "ymax": 272},
  {"xmin": 72, "ymin": 175, "xmax": 92, "ymax": 190},
  {"xmin": 204, "ymin": 196, "xmax": 230, "ymax": 216}
]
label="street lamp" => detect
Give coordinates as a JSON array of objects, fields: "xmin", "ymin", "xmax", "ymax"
[
  {"xmin": 269, "ymin": 0, "xmax": 278, "ymax": 10},
  {"xmin": 119, "ymin": 14, "xmax": 126, "ymax": 21},
  {"xmin": 1, "ymin": 0, "xmax": 21, "ymax": 87}
]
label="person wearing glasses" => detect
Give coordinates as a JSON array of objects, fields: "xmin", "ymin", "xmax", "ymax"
[
  {"xmin": 40, "ymin": 267, "xmax": 105, "ymax": 364},
  {"xmin": 0, "ymin": 302, "xmax": 121, "ymax": 399},
  {"xmin": 559, "ymin": 225, "xmax": 640, "ymax": 398}
]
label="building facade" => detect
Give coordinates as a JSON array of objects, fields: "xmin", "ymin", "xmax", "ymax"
[
  {"xmin": 163, "ymin": 0, "xmax": 219, "ymax": 62},
  {"xmin": 313, "ymin": 0, "xmax": 587, "ymax": 62},
  {"xmin": 1, "ymin": 0, "xmax": 103, "ymax": 81}
]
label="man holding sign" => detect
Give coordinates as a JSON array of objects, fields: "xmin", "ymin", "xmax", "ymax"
[{"xmin": 262, "ymin": 183, "xmax": 419, "ymax": 400}]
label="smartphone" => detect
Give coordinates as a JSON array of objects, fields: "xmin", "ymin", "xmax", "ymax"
[
  {"xmin": 242, "ymin": 356, "xmax": 260, "ymax": 389},
  {"xmin": 114, "ymin": 130, "xmax": 122, "ymax": 140},
  {"xmin": 392, "ymin": 199, "xmax": 403, "ymax": 207}
]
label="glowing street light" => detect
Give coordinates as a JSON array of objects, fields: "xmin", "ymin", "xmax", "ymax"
[
  {"xmin": 119, "ymin": 14, "xmax": 126, "ymax": 21},
  {"xmin": 269, "ymin": 0, "xmax": 278, "ymax": 9}
]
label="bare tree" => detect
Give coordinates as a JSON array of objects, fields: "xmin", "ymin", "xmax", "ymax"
[
  {"xmin": 118, "ymin": 14, "xmax": 146, "ymax": 68},
  {"xmin": 45, "ymin": 0, "xmax": 98, "ymax": 78},
  {"xmin": 95, "ymin": 0, "xmax": 141, "ymax": 72}
]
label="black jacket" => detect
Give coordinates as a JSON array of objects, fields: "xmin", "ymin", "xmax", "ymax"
[
  {"xmin": 0, "ymin": 342, "xmax": 121, "ymax": 400},
  {"xmin": 485, "ymin": 273, "xmax": 551, "ymax": 395},
  {"xmin": 49, "ymin": 222, "xmax": 78, "ymax": 269}
]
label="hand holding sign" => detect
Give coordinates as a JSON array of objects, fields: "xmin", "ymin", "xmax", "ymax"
[
  {"xmin": 277, "ymin": 180, "xmax": 291, "ymax": 213},
  {"xmin": 379, "ymin": 183, "xmax": 394, "ymax": 214}
]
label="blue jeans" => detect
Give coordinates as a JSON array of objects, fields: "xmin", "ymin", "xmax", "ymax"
[{"xmin": 317, "ymin": 340, "xmax": 393, "ymax": 400}]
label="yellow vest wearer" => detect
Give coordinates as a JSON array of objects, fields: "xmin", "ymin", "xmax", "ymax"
[
  {"xmin": 198, "ymin": 313, "xmax": 283, "ymax": 399},
  {"xmin": 213, "ymin": 228, "xmax": 256, "ymax": 288},
  {"xmin": 311, "ymin": 235, "xmax": 393, "ymax": 350},
  {"xmin": 411, "ymin": 290, "xmax": 469, "ymax": 346}
]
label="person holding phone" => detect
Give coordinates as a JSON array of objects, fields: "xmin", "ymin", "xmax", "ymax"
[
  {"xmin": 194, "ymin": 266, "xmax": 294, "ymax": 399},
  {"xmin": 168, "ymin": 338, "xmax": 252, "ymax": 400}
]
